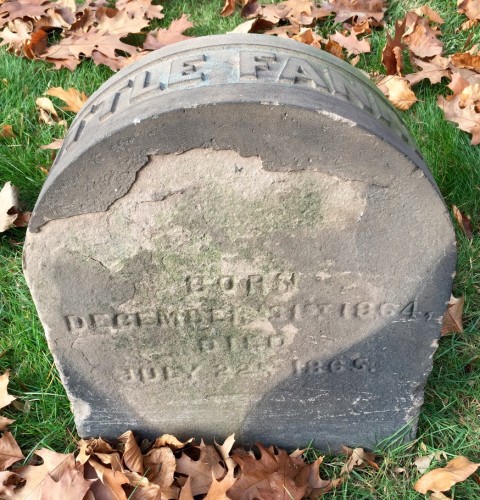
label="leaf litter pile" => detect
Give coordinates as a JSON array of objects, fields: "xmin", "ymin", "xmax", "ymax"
[{"xmin": 0, "ymin": 0, "xmax": 478, "ymax": 498}]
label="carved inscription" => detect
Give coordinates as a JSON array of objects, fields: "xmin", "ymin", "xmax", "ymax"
[
  {"xmin": 293, "ymin": 356, "xmax": 376, "ymax": 375},
  {"xmin": 65, "ymin": 300, "xmax": 440, "ymax": 334},
  {"xmin": 62, "ymin": 48, "xmax": 411, "ymax": 155}
]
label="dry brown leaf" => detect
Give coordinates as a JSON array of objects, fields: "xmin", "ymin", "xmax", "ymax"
[
  {"xmin": 179, "ymin": 476, "xmax": 194, "ymax": 500},
  {"xmin": 441, "ymin": 295, "xmax": 465, "ymax": 336},
  {"xmin": 460, "ymin": 18, "xmax": 479, "ymax": 30},
  {"xmin": 0, "ymin": 432, "xmax": 24, "ymax": 471},
  {"xmin": 228, "ymin": 445, "xmax": 309, "ymax": 500},
  {"xmin": 429, "ymin": 492, "xmax": 451, "ymax": 500},
  {"xmin": 458, "ymin": 0, "xmax": 480, "ymax": 21},
  {"xmin": 451, "ymin": 52, "xmax": 480, "ymax": 72},
  {"xmin": 414, "ymin": 456, "xmax": 479, "ymax": 494},
  {"xmin": 35, "ymin": 97, "xmax": 66, "ymax": 126},
  {"xmin": 40, "ymin": 138, "xmax": 64, "ymax": 150},
  {"xmin": 143, "ymin": 14, "xmax": 193, "ymax": 51},
  {"xmin": 292, "ymin": 27, "xmax": 321, "ymax": 48},
  {"xmin": 415, "ymin": 454, "xmax": 435, "ymax": 474},
  {"xmin": 176, "ymin": 442, "xmax": 224, "ymax": 496},
  {"xmin": 0, "ymin": 372, "xmax": 16, "ymax": 409},
  {"xmin": 0, "ymin": 125, "xmax": 15, "ymax": 138},
  {"xmin": 15, "ymin": 449, "xmax": 72, "ymax": 500},
  {"xmin": 205, "ymin": 466, "xmax": 236, "ymax": 500},
  {"xmin": 414, "ymin": 5, "xmax": 445, "ymax": 24},
  {"xmin": 45, "ymin": 86, "xmax": 88, "ymax": 113},
  {"xmin": 0, "ymin": 0, "xmax": 56, "ymax": 29},
  {"xmin": 382, "ymin": 18, "xmax": 406, "ymax": 75},
  {"xmin": 0, "ymin": 417, "xmax": 15, "ymax": 431},
  {"xmin": 118, "ymin": 431, "xmax": 144, "ymax": 474},
  {"xmin": 220, "ymin": 0, "xmax": 236, "ymax": 17},
  {"xmin": 403, "ymin": 19, "xmax": 443, "ymax": 58},
  {"xmin": 325, "ymin": 0, "xmax": 387, "ymax": 23},
  {"xmin": 452, "ymin": 205, "xmax": 474, "ymax": 239},
  {"xmin": 241, "ymin": 0, "xmax": 261, "ymax": 19},
  {"xmin": 89, "ymin": 458, "xmax": 129, "ymax": 500},
  {"xmin": 438, "ymin": 83, "xmax": 480, "ymax": 145},
  {"xmin": 215, "ymin": 434, "xmax": 235, "ymax": 462},
  {"xmin": 0, "ymin": 184, "xmax": 22, "ymax": 233},
  {"xmin": 40, "ymin": 454, "xmax": 94, "ymax": 500},
  {"xmin": 330, "ymin": 31, "xmax": 370, "ymax": 56},
  {"xmin": 305, "ymin": 456, "xmax": 341, "ymax": 498},
  {"xmin": 152, "ymin": 434, "xmax": 193, "ymax": 450},
  {"xmin": 143, "ymin": 446, "xmax": 175, "ymax": 489},
  {"xmin": 115, "ymin": 0, "xmax": 164, "ymax": 21},
  {"xmin": 260, "ymin": 0, "xmax": 320, "ymax": 26},
  {"xmin": 405, "ymin": 56, "xmax": 450, "ymax": 86},
  {"xmin": 340, "ymin": 446, "xmax": 378, "ymax": 475},
  {"xmin": 377, "ymin": 76, "xmax": 417, "ymax": 110},
  {"xmin": 0, "ymin": 471, "xmax": 25, "ymax": 497},
  {"xmin": 325, "ymin": 38, "xmax": 344, "ymax": 59}
]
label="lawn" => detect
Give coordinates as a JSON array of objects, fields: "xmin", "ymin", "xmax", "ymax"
[{"xmin": 1, "ymin": 0, "xmax": 480, "ymax": 497}]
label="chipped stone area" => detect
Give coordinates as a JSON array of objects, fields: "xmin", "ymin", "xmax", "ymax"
[{"xmin": 24, "ymin": 148, "xmax": 455, "ymax": 448}]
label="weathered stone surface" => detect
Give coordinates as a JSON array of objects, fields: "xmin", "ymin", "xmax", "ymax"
[{"xmin": 23, "ymin": 34, "xmax": 456, "ymax": 451}]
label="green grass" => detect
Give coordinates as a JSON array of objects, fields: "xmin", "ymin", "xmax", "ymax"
[{"xmin": 1, "ymin": 0, "xmax": 480, "ymax": 497}]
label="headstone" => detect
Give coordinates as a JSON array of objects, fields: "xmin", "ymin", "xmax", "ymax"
[{"xmin": 24, "ymin": 34, "xmax": 456, "ymax": 451}]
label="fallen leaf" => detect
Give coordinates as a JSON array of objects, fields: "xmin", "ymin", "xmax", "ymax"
[
  {"xmin": 220, "ymin": 0, "xmax": 236, "ymax": 17},
  {"xmin": 381, "ymin": 18, "xmax": 406, "ymax": 75},
  {"xmin": 293, "ymin": 27, "xmax": 321, "ymax": 48},
  {"xmin": 403, "ymin": 18, "xmax": 443, "ymax": 58},
  {"xmin": 458, "ymin": 0, "xmax": 480, "ymax": 21},
  {"xmin": 143, "ymin": 14, "xmax": 193, "ymax": 50},
  {"xmin": 325, "ymin": 0, "xmax": 387, "ymax": 24},
  {"xmin": 179, "ymin": 476, "xmax": 194, "ymax": 500},
  {"xmin": 0, "ymin": 417, "xmax": 14, "ymax": 431},
  {"xmin": 441, "ymin": 295, "xmax": 465, "ymax": 335},
  {"xmin": 152, "ymin": 434, "xmax": 193, "ymax": 450},
  {"xmin": 241, "ymin": 0, "xmax": 261, "ymax": 19},
  {"xmin": 118, "ymin": 430, "xmax": 144, "ymax": 474},
  {"xmin": 143, "ymin": 446, "xmax": 175, "ymax": 489},
  {"xmin": 415, "ymin": 454, "xmax": 435, "ymax": 474},
  {"xmin": 429, "ymin": 492, "xmax": 451, "ymax": 500},
  {"xmin": 330, "ymin": 31, "xmax": 370, "ymax": 56},
  {"xmin": 405, "ymin": 56, "xmax": 450, "ymax": 86},
  {"xmin": 205, "ymin": 466, "xmax": 236, "ymax": 500},
  {"xmin": 306, "ymin": 456, "xmax": 342, "ymax": 497},
  {"xmin": 325, "ymin": 38, "xmax": 344, "ymax": 59},
  {"xmin": 228, "ymin": 445, "xmax": 309, "ymax": 500},
  {"xmin": 414, "ymin": 456, "xmax": 479, "ymax": 494},
  {"xmin": 0, "ymin": 471, "xmax": 25, "ymax": 497},
  {"xmin": 452, "ymin": 205, "xmax": 474, "ymax": 239},
  {"xmin": 340, "ymin": 446, "xmax": 378, "ymax": 475},
  {"xmin": 0, "ymin": 125, "xmax": 15, "ymax": 138},
  {"xmin": 377, "ymin": 76, "xmax": 418, "ymax": 110},
  {"xmin": 40, "ymin": 454, "xmax": 94, "ymax": 500},
  {"xmin": 0, "ymin": 432, "xmax": 24, "ymax": 471},
  {"xmin": 451, "ymin": 52, "xmax": 480, "ymax": 72},
  {"xmin": 89, "ymin": 458, "xmax": 129, "ymax": 500},
  {"xmin": 115, "ymin": 0, "xmax": 164, "ymax": 21},
  {"xmin": 35, "ymin": 97, "xmax": 66, "ymax": 126},
  {"xmin": 15, "ymin": 449, "xmax": 72, "ymax": 500},
  {"xmin": 40, "ymin": 138, "xmax": 63, "ymax": 150},
  {"xmin": 438, "ymin": 83, "xmax": 480, "ymax": 145},
  {"xmin": 45, "ymin": 87, "xmax": 88, "ymax": 113},
  {"xmin": 0, "ymin": 371, "xmax": 16, "ymax": 409},
  {"xmin": 176, "ymin": 442, "xmax": 224, "ymax": 496},
  {"xmin": 414, "ymin": 5, "xmax": 444, "ymax": 24}
]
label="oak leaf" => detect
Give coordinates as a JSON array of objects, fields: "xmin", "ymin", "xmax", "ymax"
[
  {"xmin": 382, "ymin": 18, "xmax": 406, "ymax": 75},
  {"xmin": 403, "ymin": 18, "xmax": 443, "ymax": 58},
  {"xmin": 220, "ymin": 0, "xmax": 236, "ymax": 17},
  {"xmin": 152, "ymin": 434, "xmax": 193, "ymax": 450},
  {"xmin": 0, "ymin": 417, "xmax": 14, "ymax": 431},
  {"xmin": 405, "ymin": 56, "xmax": 450, "ymax": 86},
  {"xmin": 260, "ymin": 0, "xmax": 319, "ymax": 27},
  {"xmin": 0, "ymin": 0, "xmax": 55, "ymax": 29},
  {"xmin": 45, "ymin": 86, "xmax": 87, "ymax": 113},
  {"xmin": 228, "ymin": 445, "xmax": 309, "ymax": 500},
  {"xmin": 35, "ymin": 97, "xmax": 66, "ymax": 126},
  {"xmin": 458, "ymin": 0, "xmax": 480, "ymax": 21},
  {"xmin": 452, "ymin": 205, "xmax": 474, "ymax": 239},
  {"xmin": 0, "ymin": 471, "xmax": 25, "ymax": 497},
  {"xmin": 143, "ymin": 446, "xmax": 175, "ymax": 488},
  {"xmin": 0, "ymin": 372, "xmax": 15, "ymax": 409},
  {"xmin": 179, "ymin": 476, "xmax": 194, "ymax": 500},
  {"xmin": 115, "ymin": 0, "xmax": 164, "ymax": 21},
  {"xmin": 241, "ymin": 0, "xmax": 261, "ymax": 19},
  {"xmin": 204, "ymin": 466, "xmax": 236, "ymax": 500},
  {"xmin": 441, "ymin": 295, "xmax": 465, "ymax": 336},
  {"xmin": 377, "ymin": 76, "xmax": 417, "ymax": 110},
  {"xmin": 325, "ymin": 38, "xmax": 344, "ymax": 59},
  {"xmin": 89, "ymin": 458, "xmax": 130, "ymax": 500},
  {"xmin": 118, "ymin": 431, "xmax": 144, "ymax": 474},
  {"xmin": 413, "ymin": 5, "xmax": 444, "ymax": 24},
  {"xmin": 15, "ymin": 449, "xmax": 72, "ymax": 500},
  {"xmin": 340, "ymin": 446, "xmax": 378, "ymax": 475},
  {"xmin": 305, "ymin": 456, "xmax": 342, "ymax": 498},
  {"xmin": 324, "ymin": 0, "xmax": 387, "ymax": 24},
  {"xmin": 292, "ymin": 27, "xmax": 321, "ymax": 48},
  {"xmin": 0, "ymin": 432, "xmax": 23, "ymax": 471},
  {"xmin": 40, "ymin": 454, "xmax": 94, "ymax": 500},
  {"xmin": 414, "ymin": 456, "xmax": 479, "ymax": 494},
  {"xmin": 143, "ymin": 14, "xmax": 193, "ymax": 51},
  {"xmin": 330, "ymin": 30, "xmax": 370, "ymax": 56},
  {"xmin": 40, "ymin": 138, "xmax": 63, "ymax": 150},
  {"xmin": 451, "ymin": 52, "xmax": 480, "ymax": 72},
  {"xmin": 176, "ymin": 442, "xmax": 224, "ymax": 496},
  {"xmin": 438, "ymin": 83, "xmax": 480, "ymax": 145}
]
